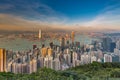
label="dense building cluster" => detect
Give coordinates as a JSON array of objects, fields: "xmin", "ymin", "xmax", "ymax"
[{"xmin": 0, "ymin": 31, "xmax": 120, "ymax": 74}]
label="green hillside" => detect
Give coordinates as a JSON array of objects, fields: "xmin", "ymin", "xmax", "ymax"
[{"xmin": 0, "ymin": 62, "xmax": 120, "ymax": 80}]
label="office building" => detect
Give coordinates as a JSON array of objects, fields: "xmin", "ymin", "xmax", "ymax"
[
  {"xmin": 60, "ymin": 37, "xmax": 65, "ymax": 47},
  {"xmin": 116, "ymin": 40, "xmax": 120, "ymax": 50},
  {"xmin": 102, "ymin": 37, "xmax": 112, "ymax": 52},
  {"xmin": 41, "ymin": 48, "xmax": 47, "ymax": 57},
  {"xmin": 112, "ymin": 54, "xmax": 119, "ymax": 62},
  {"xmin": 0, "ymin": 48, "xmax": 6, "ymax": 72},
  {"xmin": 71, "ymin": 31, "xmax": 75, "ymax": 43},
  {"xmin": 48, "ymin": 48, "xmax": 53, "ymax": 56},
  {"xmin": 38, "ymin": 29, "xmax": 42, "ymax": 39},
  {"xmin": 110, "ymin": 42, "xmax": 116, "ymax": 52}
]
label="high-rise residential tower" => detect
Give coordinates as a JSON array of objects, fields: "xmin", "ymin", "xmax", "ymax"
[
  {"xmin": 0, "ymin": 48, "xmax": 6, "ymax": 72},
  {"xmin": 71, "ymin": 31, "xmax": 75, "ymax": 43}
]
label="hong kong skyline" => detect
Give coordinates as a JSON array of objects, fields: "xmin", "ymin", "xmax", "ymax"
[
  {"xmin": 0, "ymin": 0, "xmax": 120, "ymax": 31},
  {"xmin": 1, "ymin": 0, "xmax": 120, "ymax": 79}
]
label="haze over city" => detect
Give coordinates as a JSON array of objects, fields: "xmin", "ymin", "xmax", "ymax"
[
  {"xmin": 0, "ymin": 0, "xmax": 120, "ymax": 31},
  {"xmin": 1, "ymin": 0, "xmax": 120, "ymax": 80}
]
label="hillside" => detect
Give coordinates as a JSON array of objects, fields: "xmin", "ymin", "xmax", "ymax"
[{"xmin": 0, "ymin": 62, "xmax": 120, "ymax": 80}]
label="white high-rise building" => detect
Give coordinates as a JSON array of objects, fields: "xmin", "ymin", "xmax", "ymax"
[
  {"xmin": 97, "ymin": 58, "xmax": 102, "ymax": 62},
  {"xmin": 27, "ymin": 59, "xmax": 37, "ymax": 74},
  {"xmin": 11, "ymin": 62, "xmax": 17, "ymax": 73},
  {"xmin": 72, "ymin": 52, "xmax": 78, "ymax": 67},
  {"xmin": 38, "ymin": 57, "xmax": 44, "ymax": 68},
  {"xmin": 63, "ymin": 53, "xmax": 71, "ymax": 66},
  {"xmin": 32, "ymin": 59, "xmax": 37, "ymax": 73},
  {"xmin": 72, "ymin": 52, "xmax": 77, "ymax": 60},
  {"xmin": 116, "ymin": 40, "xmax": 120, "ymax": 50},
  {"xmin": 53, "ymin": 58, "xmax": 61, "ymax": 71},
  {"xmin": 48, "ymin": 56, "xmax": 53, "ymax": 69},
  {"xmin": 44, "ymin": 57, "xmax": 49, "ymax": 68},
  {"xmin": 27, "ymin": 61, "xmax": 32, "ymax": 74},
  {"xmin": 91, "ymin": 56, "xmax": 97, "ymax": 63},
  {"xmin": 21, "ymin": 63, "xmax": 27, "ymax": 73},
  {"xmin": 114, "ymin": 48, "xmax": 120, "ymax": 55},
  {"xmin": 7, "ymin": 62, "xmax": 12, "ymax": 72},
  {"xmin": 81, "ymin": 54, "xmax": 91, "ymax": 64},
  {"xmin": 43, "ymin": 56, "xmax": 53, "ymax": 69},
  {"xmin": 104, "ymin": 54, "xmax": 112, "ymax": 62},
  {"xmin": 61, "ymin": 64, "xmax": 69, "ymax": 70},
  {"xmin": 16, "ymin": 63, "xmax": 22, "ymax": 74},
  {"xmin": 75, "ymin": 60, "xmax": 80, "ymax": 66}
]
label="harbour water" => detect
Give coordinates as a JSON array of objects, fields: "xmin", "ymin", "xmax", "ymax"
[{"xmin": 0, "ymin": 35, "xmax": 98, "ymax": 51}]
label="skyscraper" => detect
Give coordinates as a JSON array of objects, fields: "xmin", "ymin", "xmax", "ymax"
[
  {"xmin": 48, "ymin": 48, "xmax": 53, "ymax": 56},
  {"xmin": 60, "ymin": 37, "xmax": 65, "ymax": 51},
  {"xmin": 116, "ymin": 40, "xmax": 120, "ymax": 50},
  {"xmin": 60, "ymin": 37, "xmax": 65, "ymax": 47},
  {"xmin": 53, "ymin": 58, "xmax": 61, "ymax": 71},
  {"xmin": 110, "ymin": 42, "xmax": 116, "ymax": 52},
  {"xmin": 38, "ymin": 29, "xmax": 42, "ymax": 39},
  {"xmin": 102, "ymin": 37, "xmax": 112, "ymax": 52},
  {"xmin": 49, "ymin": 42, "xmax": 54, "ymax": 49},
  {"xmin": 104, "ymin": 54, "xmax": 112, "ymax": 62},
  {"xmin": 41, "ymin": 48, "xmax": 47, "ymax": 57},
  {"xmin": 71, "ymin": 31, "xmax": 75, "ymax": 43},
  {"xmin": 0, "ymin": 48, "xmax": 6, "ymax": 72}
]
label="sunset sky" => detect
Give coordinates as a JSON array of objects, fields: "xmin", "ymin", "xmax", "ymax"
[{"xmin": 0, "ymin": 0, "xmax": 120, "ymax": 31}]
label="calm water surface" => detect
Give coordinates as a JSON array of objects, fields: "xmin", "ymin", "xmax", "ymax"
[{"xmin": 0, "ymin": 35, "xmax": 98, "ymax": 51}]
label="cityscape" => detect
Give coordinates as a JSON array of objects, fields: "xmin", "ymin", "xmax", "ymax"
[
  {"xmin": 0, "ymin": 0, "xmax": 120, "ymax": 80},
  {"xmin": 1, "ymin": 30, "xmax": 120, "ymax": 74}
]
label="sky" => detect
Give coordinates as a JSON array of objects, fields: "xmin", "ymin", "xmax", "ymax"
[{"xmin": 0, "ymin": 0, "xmax": 120, "ymax": 31}]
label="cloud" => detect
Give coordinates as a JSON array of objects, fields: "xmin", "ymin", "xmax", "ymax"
[
  {"xmin": 0, "ymin": 13, "xmax": 69, "ymax": 31},
  {"xmin": 1, "ymin": 0, "xmax": 120, "ymax": 31},
  {"xmin": 0, "ymin": 14, "xmax": 39, "ymax": 31},
  {"xmin": 0, "ymin": 0, "xmax": 69, "ymax": 31},
  {"xmin": 79, "ymin": 3, "xmax": 120, "ymax": 30},
  {"xmin": 0, "ymin": 0, "xmax": 67, "ymax": 24}
]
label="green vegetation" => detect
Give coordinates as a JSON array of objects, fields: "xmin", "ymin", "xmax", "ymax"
[
  {"xmin": 67, "ymin": 62, "xmax": 120, "ymax": 79},
  {"xmin": 0, "ymin": 62, "xmax": 120, "ymax": 80}
]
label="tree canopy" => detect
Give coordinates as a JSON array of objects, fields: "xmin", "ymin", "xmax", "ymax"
[{"xmin": 0, "ymin": 62, "xmax": 120, "ymax": 80}]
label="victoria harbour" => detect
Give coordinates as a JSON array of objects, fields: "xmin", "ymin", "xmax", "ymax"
[
  {"xmin": 0, "ymin": 34, "xmax": 99, "ymax": 51},
  {"xmin": 0, "ymin": 0, "xmax": 120, "ymax": 80}
]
